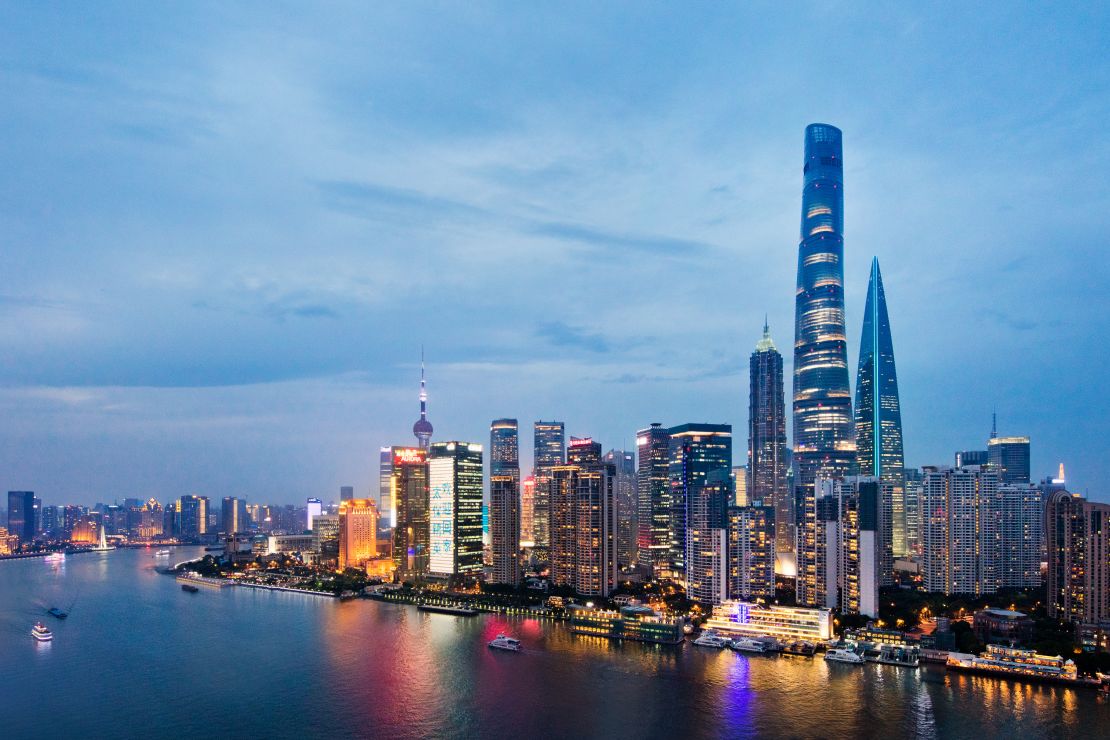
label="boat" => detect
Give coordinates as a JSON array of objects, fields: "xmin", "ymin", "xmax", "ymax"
[
  {"xmin": 825, "ymin": 648, "xmax": 865, "ymax": 665},
  {"xmin": 870, "ymin": 644, "xmax": 920, "ymax": 668},
  {"xmin": 417, "ymin": 603, "xmax": 478, "ymax": 617},
  {"xmin": 154, "ymin": 549, "xmax": 171, "ymax": 557},
  {"xmin": 47, "ymin": 607, "xmax": 68, "ymax": 620},
  {"xmin": 782, "ymin": 641, "xmax": 817, "ymax": 657},
  {"xmin": 339, "ymin": 591, "xmax": 357, "ymax": 600},
  {"xmin": 488, "ymin": 634, "xmax": 522, "ymax": 651},
  {"xmin": 32, "ymin": 622, "xmax": 53, "ymax": 642},
  {"xmin": 44, "ymin": 552, "xmax": 65, "ymax": 563},
  {"xmin": 730, "ymin": 637, "xmax": 771, "ymax": 654},
  {"xmin": 946, "ymin": 645, "xmax": 1095, "ymax": 687},
  {"xmin": 181, "ymin": 584, "xmax": 200, "ymax": 593},
  {"xmin": 692, "ymin": 631, "xmax": 731, "ymax": 649}
]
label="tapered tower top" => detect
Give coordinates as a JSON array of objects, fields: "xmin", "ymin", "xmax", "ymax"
[
  {"xmin": 755, "ymin": 316, "xmax": 777, "ymax": 352},
  {"xmin": 412, "ymin": 348, "xmax": 433, "ymax": 448}
]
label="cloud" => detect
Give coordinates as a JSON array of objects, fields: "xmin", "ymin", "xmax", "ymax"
[
  {"xmin": 536, "ymin": 321, "xmax": 612, "ymax": 353},
  {"xmin": 315, "ymin": 179, "xmax": 488, "ymax": 223},
  {"xmin": 529, "ymin": 221, "xmax": 715, "ymax": 257}
]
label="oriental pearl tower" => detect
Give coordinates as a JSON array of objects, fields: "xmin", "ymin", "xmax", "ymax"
[{"xmin": 413, "ymin": 349, "xmax": 433, "ymax": 449}]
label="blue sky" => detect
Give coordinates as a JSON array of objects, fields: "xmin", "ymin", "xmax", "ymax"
[{"xmin": 1, "ymin": 2, "xmax": 1107, "ymax": 506}]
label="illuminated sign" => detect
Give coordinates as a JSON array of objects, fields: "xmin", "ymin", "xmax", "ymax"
[
  {"xmin": 636, "ymin": 436, "xmax": 649, "ymax": 446},
  {"xmin": 731, "ymin": 602, "xmax": 751, "ymax": 624},
  {"xmin": 428, "ymin": 458, "xmax": 455, "ymax": 574},
  {"xmin": 569, "ymin": 437, "xmax": 594, "ymax": 447},
  {"xmin": 394, "ymin": 448, "xmax": 425, "ymax": 466}
]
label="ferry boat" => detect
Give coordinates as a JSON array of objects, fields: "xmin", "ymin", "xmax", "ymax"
[
  {"xmin": 488, "ymin": 634, "xmax": 522, "ymax": 652},
  {"xmin": 869, "ymin": 644, "xmax": 920, "ymax": 668},
  {"xmin": 417, "ymin": 603, "xmax": 478, "ymax": 617},
  {"xmin": 946, "ymin": 645, "xmax": 1089, "ymax": 686},
  {"xmin": 154, "ymin": 549, "xmax": 171, "ymax": 557},
  {"xmin": 568, "ymin": 604, "xmax": 685, "ymax": 645},
  {"xmin": 692, "ymin": 631, "xmax": 731, "ymax": 649},
  {"xmin": 47, "ymin": 607, "xmax": 68, "ymax": 620},
  {"xmin": 181, "ymin": 583, "xmax": 200, "ymax": 593},
  {"xmin": 782, "ymin": 641, "xmax": 817, "ymax": 657},
  {"xmin": 44, "ymin": 552, "xmax": 65, "ymax": 564},
  {"xmin": 825, "ymin": 648, "xmax": 865, "ymax": 665},
  {"xmin": 32, "ymin": 622, "xmax": 53, "ymax": 642},
  {"xmin": 730, "ymin": 637, "xmax": 771, "ymax": 654}
]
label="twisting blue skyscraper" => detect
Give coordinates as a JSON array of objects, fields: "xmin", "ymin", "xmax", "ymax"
[
  {"xmin": 792, "ymin": 124, "xmax": 855, "ymax": 484},
  {"xmin": 855, "ymin": 257, "xmax": 905, "ymax": 557}
]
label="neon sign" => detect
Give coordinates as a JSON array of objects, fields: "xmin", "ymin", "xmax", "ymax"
[{"xmin": 394, "ymin": 448, "xmax": 425, "ymax": 465}]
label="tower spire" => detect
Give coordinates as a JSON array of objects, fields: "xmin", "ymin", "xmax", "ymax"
[
  {"xmin": 413, "ymin": 346, "xmax": 433, "ymax": 448},
  {"xmin": 991, "ymin": 411, "xmax": 997, "ymax": 439},
  {"xmin": 756, "ymin": 315, "xmax": 776, "ymax": 352}
]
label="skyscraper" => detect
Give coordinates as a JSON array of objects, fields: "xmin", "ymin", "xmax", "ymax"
[
  {"xmin": 520, "ymin": 476, "xmax": 535, "ymax": 548},
  {"xmin": 392, "ymin": 446, "xmax": 429, "ymax": 580},
  {"xmin": 490, "ymin": 419, "xmax": 520, "ymax": 481},
  {"xmin": 996, "ymin": 484, "xmax": 1043, "ymax": 589},
  {"xmin": 686, "ymin": 468, "xmax": 732, "ymax": 604},
  {"xmin": 306, "ymin": 498, "xmax": 323, "ymax": 530},
  {"xmin": 532, "ymin": 420, "xmax": 565, "ymax": 556},
  {"xmin": 748, "ymin": 320, "xmax": 789, "ymax": 555},
  {"xmin": 7, "ymin": 491, "xmax": 36, "ymax": 545},
  {"xmin": 854, "ymin": 257, "xmax": 906, "ymax": 559},
  {"xmin": 792, "ymin": 124, "xmax": 855, "ymax": 489},
  {"xmin": 221, "ymin": 497, "xmax": 248, "ymax": 535},
  {"xmin": 412, "ymin": 353, "xmax": 433, "ymax": 450},
  {"xmin": 604, "ymin": 448, "xmax": 637, "ymax": 570},
  {"xmin": 178, "ymin": 495, "xmax": 208, "ymax": 537},
  {"xmin": 636, "ymin": 423, "xmax": 671, "ymax": 573},
  {"xmin": 668, "ymin": 423, "xmax": 732, "ymax": 582},
  {"xmin": 340, "ymin": 486, "xmax": 354, "ymax": 501},
  {"xmin": 490, "ymin": 475, "xmax": 520, "ymax": 586},
  {"xmin": 1045, "ymin": 490, "xmax": 1110, "ymax": 624},
  {"xmin": 338, "ymin": 499, "xmax": 379, "ymax": 569},
  {"xmin": 921, "ymin": 466, "xmax": 1001, "ymax": 595},
  {"xmin": 726, "ymin": 505, "xmax": 776, "ymax": 601},
  {"xmin": 548, "ymin": 457, "xmax": 617, "ymax": 597},
  {"xmin": 428, "ymin": 441, "xmax": 484, "ymax": 578},
  {"xmin": 379, "ymin": 447, "xmax": 393, "ymax": 527},
  {"xmin": 988, "ymin": 435, "xmax": 1031, "ymax": 485}
]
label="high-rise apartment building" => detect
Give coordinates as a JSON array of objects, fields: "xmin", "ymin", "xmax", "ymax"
[
  {"xmin": 532, "ymin": 421, "xmax": 565, "ymax": 556},
  {"xmin": 7, "ymin": 491, "xmax": 36, "ymax": 545},
  {"xmin": 854, "ymin": 258, "xmax": 906, "ymax": 558},
  {"xmin": 668, "ymin": 423, "xmax": 732, "ymax": 582},
  {"xmin": 306, "ymin": 498, "xmax": 323, "ymax": 531},
  {"xmin": 996, "ymin": 484, "xmax": 1043, "ymax": 589},
  {"xmin": 921, "ymin": 466, "xmax": 1000, "ymax": 595},
  {"xmin": 636, "ymin": 423, "xmax": 671, "ymax": 573},
  {"xmin": 726, "ymin": 505, "xmax": 776, "ymax": 601},
  {"xmin": 903, "ymin": 467, "xmax": 923, "ymax": 558},
  {"xmin": 490, "ymin": 475, "xmax": 520, "ymax": 586},
  {"xmin": 749, "ymin": 321, "xmax": 790, "ymax": 556},
  {"xmin": 520, "ymin": 476, "xmax": 535, "ymax": 548},
  {"xmin": 338, "ymin": 499, "xmax": 379, "ymax": 569},
  {"xmin": 1045, "ymin": 490, "xmax": 1110, "ymax": 624},
  {"xmin": 548, "ymin": 456, "xmax": 618, "ymax": 597},
  {"xmin": 988, "ymin": 436, "xmax": 1031, "ymax": 485},
  {"xmin": 604, "ymin": 449, "xmax": 637, "ymax": 570},
  {"xmin": 686, "ymin": 468, "xmax": 732, "ymax": 604},
  {"xmin": 733, "ymin": 466, "xmax": 748, "ymax": 507},
  {"xmin": 428, "ymin": 442, "xmax": 484, "ymax": 578},
  {"xmin": 792, "ymin": 124, "xmax": 855, "ymax": 493},
  {"xmin": 391, "ymin": 446, "xmax": 429, "ymax": 580}
]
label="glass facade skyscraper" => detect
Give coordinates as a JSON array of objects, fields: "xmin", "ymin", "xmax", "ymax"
[
  {"xmin": 748, "ymin": 320, "xmax": 790, "ymax": 555},
  {"xmin": 636, "ymin": 423, "xmax": 671, "ymax": 574},
  {"xmin": 490, "ymin": 419, "xmax": 520, "ymax": 481},
  {"xmin": 854, "ymin": 257, "xmax": 906, "ymax": 558},
  {"xmin": 792, "ymin": 123, "xmax": 855, "ymax": 488},
  {"xmin": 667, "ymin": 423, "xmax": 732, "ymax": 581},
  {"xmin": 531, "ymin": 421, "xmax": 565, "ymax": 555}
]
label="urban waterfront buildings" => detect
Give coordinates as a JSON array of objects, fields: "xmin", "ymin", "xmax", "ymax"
[
  {"xmin": 988, "ymin": 435, "xmax": 1031, "ymax": 485},
  {"xmin": 549, "ymin": 451, "xmax": 618, "ymax": 597},
  {"xmin": 854, "ymin": 258, "xmax": 906, "ymax": 559},
  {"xmin": 604, "ymin": 449, "xmax": 637, "ymax": 570},
  {"xmin": 996, "ymin": 484, "xmax": 1043, "ymax": 589},
  {"xmin": 903, "ymin": 467, "xmax": 923, "ymax": 558},
  {"xmin": 221, "ymin": 497, "xmax": 248, "ymax": 535},
  {"xmin": 1045, "ymin": 490, "xmax": 1110, "ymax": 624},
  {"xmin": 532, "ymin": 420, "xmax": 565, "ymax": 557},
  {"xmin": 705, "ymin": 601, "xmax": 834, "ymax": 643},
  {"xmin": 668, "ymin": 423, "xmax": 732, "ymax": 583},
  {"xmin": 636, "ymin": 423, "xmax": 671, "ymax": 574},
  {"xmin": 748, "ymin": 321, "xmax": 790, "ymax": 556},
  {"xmin": 306, "ymin": 498, "xmax": 323, "ymax": 530},
  {"xmin": 686, "ymin": 468, "xmax": 732, "ymax": 604},
  {"xmin": 428, "ymin": 441, "xmax": 484, "ymax": 578},
  {"xmin": 726, "ymin": 505, "xmax": 776, "ymax": 601},
  {"xmin": 391, "ymin": 446, "xmax": 429, "ymax": 580},
  {"xmin": 178, "ymin": 495, "xmax": 209, "ymax": 537},
  {"xmin": 490, "ymin": 419, "xmax": 520, "ymax": 481},
  {"xmin": 413, "ymin": 356, "xmax": 433, "ymax": 450},
  {"xmin": 520, "ymin": 476, "xmax": 535, "ymax": 548},
  {"xmin": 490, "ymin": 474, "xmax": 520, "ymax": 585},
  {"xmin": 338, "ymin": 498, "xmax": 379, "ymax": 569},
  {"xmin": 379, "ymin": 447, "xmax": 393, "ymax": 526},
  {"xmin": 921, "ymin": 466, "xmax": 1001, "ymax": 595},
  {"xmin": 7, "ymin": 491, "xmax": 36, "ymax": 545},
  {"xmin": 792, "ymin": 123, "xmax": 856, "ymax": 492}
]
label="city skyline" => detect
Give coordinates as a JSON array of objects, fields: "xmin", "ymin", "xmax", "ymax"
[{"xmin": 3, "ymin": 4, "xmax": 1107, "ymax": 506}]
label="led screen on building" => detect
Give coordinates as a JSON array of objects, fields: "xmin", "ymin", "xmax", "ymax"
[{"xmin": 428, "ymin": 458, "xmax": 455, "ymax": 574}]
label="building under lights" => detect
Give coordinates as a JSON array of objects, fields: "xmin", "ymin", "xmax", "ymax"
[
  {"xmin": 988, "ymin": 435, "xmax": 1031, "ymax": 485},
  {"xmin": 532, "ymin": 420, "xmax": 566, "ymax": 558},
  {"xmin": 726, "ymin": 505, "xmax": 776, "ymax": 601},
  {"xmin": 391, "ymin": 446, "xmax": 429, "ymax": 580},
  {"xmin": 704, "ymin": 601, "xmax": 834, "ymax": 643},
  {"xmin": 428, "ymin": 442, "xmax": 484, "ymax": 578},
  {"xmin": 1045, "ymin": 490, "xmax": 1110, "ymax": 625},
  {"xmin": 548, "ymin": 450, "xmax": 618, "ymax": 597},
  {"xmin": 749, "ymin": 321, "xmax": 790, "ymax": 555},
  {"xmin": 520, "ymin": 476, "xmax": 535, "ymax": 548},
  {"xmin": 338, "ymin": 499, "xmax": 379, "ymax": 569},
  {"xmin": 636, "ymin": 423, "xmax": 671, "ymax": 574},
  {"xmin": 667, "ymin": 423, "xmax": 732, "ymax": 582},
  {"xmin": 490, "ymin": 419, "xmax": 520, "ymax": 482},
  {"xmin": 921, "ymin": 466, "xmax": 1001, "ymax": 595},
  {"xmin": 603, "ymin": 449, "xmax": 637, "ymax": 570},
  {"xmin": 490, "ymin": 474, "xmax": 520, "ymax": 585}
]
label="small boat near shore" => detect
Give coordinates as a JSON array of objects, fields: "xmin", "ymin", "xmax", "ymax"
[
  {"xmin": 692, "ymin": 631, "xmax": 730, "ymax": 649},
  {"xmin": 826, "ymin": 648, "xmax": 865, "ymax": 665},
  {"xmin": 417, "ymin": 603, "xmax": 478, "ymax": 616},
  {"xmin": 32, "ymin": 622, "xmax": 53, "ymax": 642},
  {"xmin": 181, "ymin": 584, "xmax": 200, "ymax": 593},
  {"xmin": 488, "ymin": 634, "xmax": 521, "ymax": 651},
  {"xmin": 782, "ymin": 641, "xmax": 817, "ymax": 657},
  {"xmin": 730, "ymin": 637, "xmax": 773, "ymax": 654}
]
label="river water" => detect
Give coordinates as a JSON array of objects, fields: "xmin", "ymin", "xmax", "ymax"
[{"xmin": 1, "ymin": 547, "xmax": 1106, "ymax": 738}]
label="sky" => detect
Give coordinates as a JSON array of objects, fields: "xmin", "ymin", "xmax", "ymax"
[{"xmin": 1, "ymin": 2, "xmax": 1107, "ymax": 507}]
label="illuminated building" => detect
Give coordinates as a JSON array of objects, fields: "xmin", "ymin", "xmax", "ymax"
[
  {"xmin": 531, "ymin": 420, "xmax": 565, "ymax": 557},
  {"xmin": 567, "ymin": 437, "xmax": 601, "ymax": 466},
  {"xmin": 265, "ymin": 534, "xmax": 316, "ymax": 555},
  {"xmin": 973, "ymin": 608, "xmax": 1035, "ymax": 647},
  {"xmin": 792, "ymin": 124, "xmax": 856, "ymax": 499},
  {"xmin": 686, "ymin": 468, "xmax": 732, "ymax": 604},
  {"xmin": 854, "ymin": 258, "xmax": 906, "ymax": 559},
  {"xmin": 726, "ymin": 505, "xmax": 775, "ymax": 601},
  {"xmin": 955, "ymin": 450, "xmax": 988, "ymax": 467},
  {"xmin": 379, "ymin": 447, "xmax": 393, "ymax": 527},
  {"xmin": 41, "ymin": 505, "xmax": 59, "ymax": 539},
  {"xmin": 549, "ymin": 465, "xmax": 579, "ymax": 587},
  {"xmin": 69, "ymin": 515, "xmax": 99, "ymax": 545},
  {"xmin": 520, "ymin": 476, "xmax": 535, "ymax": 548},
  {"xmin": 733, "ymin": 466, "xmax": 748, "ymax": 507},
  {"xmin": 903, "ymin": 467, "xmax": 923, "ymax": 557},
  {"xmin": 603, "ymin": 449, "xmax": 637, "ymax": 570},
  {"xmin": 667, "ymin": 423, "xmax": 731, "ymax": 582},
  {"xmin": 490, "ymin": 419, "xmax": 520, "ymax": 482},
  {"xmin": 391, "ymin": 446, "xmax": 429, "ymax": 580},
  {"xmin": 62, "ymin": 505, "xmax": 86, "ymax": 539},
  {"xmin": 490, "ymin": 475, "xmax": 520, "ymax": 585},
  {"xmin": 749, "ymin": 320, "xmax": 790, "ymax": 556},
  {"xmin": 921, "ymin": 466, "xmax": 1001, "ymax": 595},
  {"xmin": 314, "ymin": 514, "xmax": 341, "ymax": 561},
  {"xmin": 704, "ymin": 601, "xmax": 834, "ymax": 643},
  {"xmin": 7, "ymin": 491, "xmax": 36, "ymax": 545},
  {"xmin": 428, "ymin": 441, "xmax": 484, "ymax": 577},
  {"xmin": 338, "ymin": 499, "xmax": 379, "ymax": 569},
  {"xmin": 221, "ymin": 497, "xmax": 248, "ymax": 535},
  {"xmin": 568, "ymin": 604, "xmax": 684, "ymax": 644},
  {"xmin": 0, "ymin": 527, "xmax": 17, "ymax": 555},
  {"xmin": 1045, "ymin": 490, "xmax": 1110, "ymax": 624},
  {"xmin": 178, "ymin": 495, "xmax": 209, "ymax": 537},
  {"xmin": 636, "ymin": 423, "xmax": 670, "ymax": 573},
  {"xmin": 549, "ymin": 457, "xmax": 618, "ymax": 597},
  {"xmin": 996, "ymin": 484, "xmax": 1043, "ymax": 589},
  {"xmin": 412, "ymin": 352, "xmax": 433, "ymax": 450},
  {"xmin": 139, "ymin": 499, "xmax": 163, "ymax": 539},
  {"xmin": 988, "ymin": 435, "xmax": 1031, "ymax": 485}
]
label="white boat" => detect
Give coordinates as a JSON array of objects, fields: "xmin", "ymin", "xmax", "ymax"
[
  {"xmin": 825, "ymin": 648, "xmax": 865, "ymax": 664},
  {"xmin": 32, "ymin": 622, "xmax": 53, "ymax": 642},
  {"xmin": 44, "ymin": 552, "xmax": 65, "ymax": 563},
  {"xmin": 488, "ymin": 634, "xmax": 521, "ymax": 652},
  {"xmin": 154, "ymin": 549, "xmax": 171, "ymax": 557},
  {"xmin": 692, "ymin": 631, "xmax": 730, "ymax": 649},
  {"xmin": 730, "ymin": 637, "xmax": 769, "ymax": 654}
]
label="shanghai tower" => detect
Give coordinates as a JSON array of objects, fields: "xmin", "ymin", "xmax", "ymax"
[
  {"xmin": 792, "ymin": 123, "xmax": 855, "ymax": 485},
  {"xmin": 854, "ymin": 257, "xmax": 905, "ymax": 557}
]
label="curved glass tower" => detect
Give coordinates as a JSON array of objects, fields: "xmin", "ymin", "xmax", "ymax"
[
  {"xmin": 854, "ymin": 257, "xmax": 906, "ymax": 557},
  {"xmin": 792, "ymin": 123, "xmax": 855, "ymax": 487}
]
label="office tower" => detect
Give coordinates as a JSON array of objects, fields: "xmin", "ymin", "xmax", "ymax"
[
  {"xmin": 792, "ymin": 123, "xmax": 856, "ymax": 494},
  {"xmin": 549, "ymin": 465, "xmax": 579, "ymax": 587},
  {"xmin": 836, "ymin": 478, "xmax": 884, "ymax": 617},
  {"xmin": 686, "ymin": 468, "xmax": 733, "ymax": 604},
  {"xmin": 32, "ymin": 497, "xmax": 41, "ymax": 535},
  {"xmin": 921, "ymin": 466, "xmax": 1001, "ymax": 595},
  {"xmin": 340, "ymin": 486, "xmax": 354, "ymax": 501},
  {"xmin": 139, "ymin": 499, "xmax": 163, "ymax": 538},
  {"xmin": 749, "ymin": 319, "xmax": 790, "ymax": 555},
  {"xmin": 667, "ymin": 423, "xmax": 732, "ymax": 582},
  {"xmin": 41, "ymin": 505, "xmax": 59, "ymax": 539},
  {"xmin": 955, "ymin": 450, "xmax": 988, "ymax": 468},
  {"xmin": 490, "ymin": 475, "xmax": 520, "ymax": 585},
  {"xmin": 221, "ymin": 497, "xmax": 248, "ymax": 534},
  {"xmin": 988, "ymin": 435, "xmax": 1031, "ymax": 485},
  {"xmin": 490, "ymin": 419, "xmax": 520, "ymax": 481},
  {"xmin": 733, "ymin": 466, "xmax": 748, "ymax": 507},
  {"xmin": 604, "ymin": 449, "xmax": 637, "ymax": 570},
  {"xmin": 636, "ymin": 423, "xmax": 671, "ymax": 572},
  {"xmin": 428, "ymin": 442, "xmax": 484, "ymax": 578},
  {"xmin": 391, "ymin": 446, "xmax": 429, "ymax": 580},
  {"xmin": 7, "ymin": 491, "xmax": 36, "ymax": 545},
  {"xmin": 178, "ymin": 495, "xmax": 209, "ymax": 537},
  {"xmin": 520, "ymin": 476, "xmax": 535, "ymax": 548},
  {"xmin": 338, "ymin": 499, "xmax": 379, "ymax": 569},
  {"xmin": 413, "ymin": 353, "xmax": 433, "ymax": 450},
  {"xmin": 854, "ymin": 258, "xmax": 906, "ymax": 559},
  {"xmin": 313, "ymin": 514, "xmax": 341, "ymax": 560},
  {"xmin": 1045, "ymin": 490, "xmax": 1110, "ymax": 624},
  {"xmin": 306, "ymin": 498, "xmax": 323, "ymax": 531},
  {"xmin": 549, "ymin": 457, "xmax": 617, "ymax": 597},
  {"xmin": 726, "ymin": 505, "xmax": 776, "ymax": 601},
  {"xmin": 996, "ymin": 484, "xmax": 1043, "ymax": 589},
  {"xmin": 532, "ymin": 421, "xmax": 565, "ymax": 555},
  {"xmin": 903, "ymin": 467, "xmax": 923, "ymax": 558},
  {"xmin": 567, "ymin": 437, "xmax": 602, "ymax": 465},
  {"xmin": 378, "ymin": 446, "xmax": 394, "ymax": 528}
]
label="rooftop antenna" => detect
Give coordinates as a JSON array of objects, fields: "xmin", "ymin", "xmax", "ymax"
[{"xmin": 990, "ymin": 411, "xmax": 997, "ymax": 439}]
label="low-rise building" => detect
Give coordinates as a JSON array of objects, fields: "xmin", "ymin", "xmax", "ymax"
[
  {"xmin": 704, "ymin": 600, "xmax": 833, "ymax": 643},
  {"xmin": 972, "ymin": 608, "xmax": 1035, "ymax": 647}
]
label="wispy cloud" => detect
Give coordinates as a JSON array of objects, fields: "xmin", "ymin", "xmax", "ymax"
[
  {"xmin": 529, "ymin": 221, "xmax": 715, "ymax": 257},
  {"xmin": 536, "ymin": 321, "xmax": 612, "ymax": 353}
]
